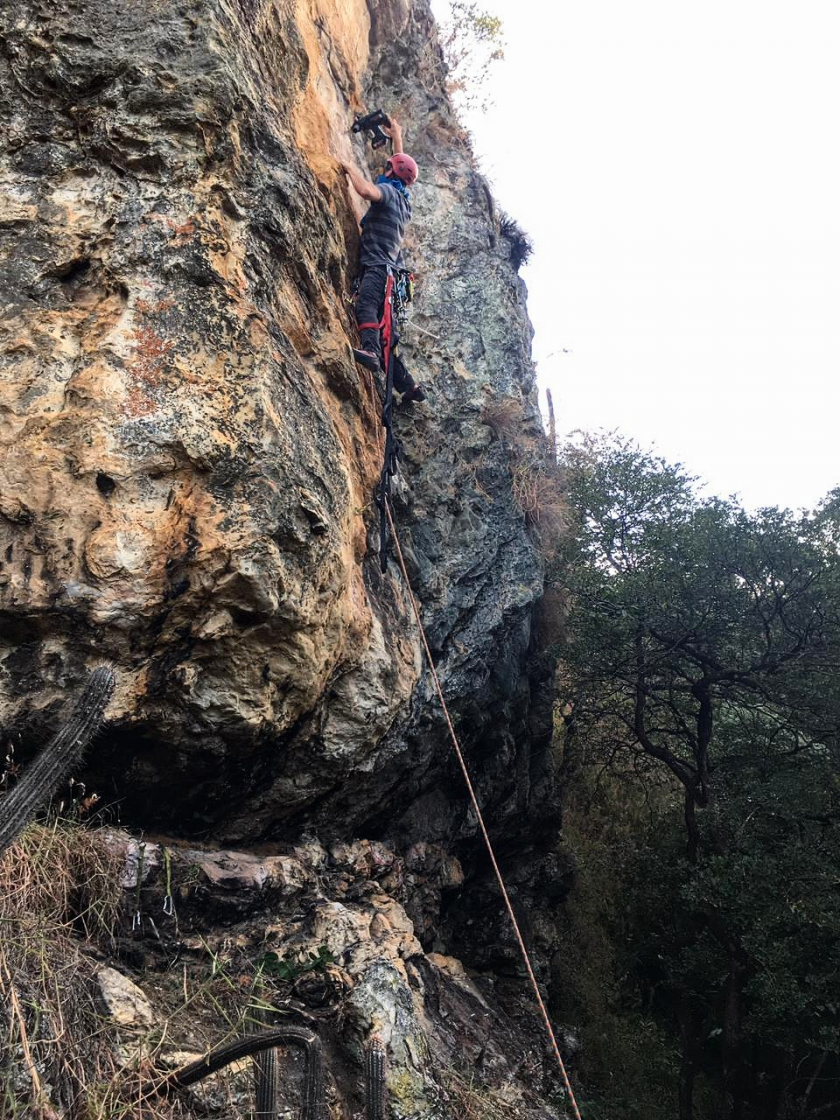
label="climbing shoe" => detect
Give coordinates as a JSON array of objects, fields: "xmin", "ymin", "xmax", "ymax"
[
  {"xmin": 401, "ymin": 384, "xmax": 427, "ymax": 404},
  {"xmin": 353, "ymin": 348, "xmax": 381, "ymax": 372}
]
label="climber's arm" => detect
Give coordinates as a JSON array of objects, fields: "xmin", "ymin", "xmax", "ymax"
[
  {"xmin": 382, "ymin": 117, "xmax": 403, "ymax": 154},
  {"xmin": 342, "ymin": 163, "xmax": 383, "ymax": 203}
]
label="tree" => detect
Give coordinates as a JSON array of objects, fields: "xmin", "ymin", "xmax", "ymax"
[
  {"xmin": 555, "ymin": 432, "xmax": 840, "ymax": 1120},
  {"xmin": 438, "ymin": 0, "xmax": 505, "ymax": 114},
  {"xmin": 558, "ymin": 432, "xmax": 840, "ymax": 862}
]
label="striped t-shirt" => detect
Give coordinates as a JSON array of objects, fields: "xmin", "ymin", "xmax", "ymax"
[{"xmin": 359, "ymin": 181, "xmax": 411, "ymax": 268}]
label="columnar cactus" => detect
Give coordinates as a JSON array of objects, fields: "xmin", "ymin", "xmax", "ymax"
[
  {"xmin": 252, "ymin": 1001, "xmax": 280, "ymax": 1119},
  {"xmin": 158, "ymin": 1021, "xmax": 392, "ymax": 1119},
  {"xmin": 253, "ymin": 1043, "xmax": 280, "ymax": 1119},
  {"xmin": 0, "ymin": 666, "xmax": 115, "ymax": 856},
  {"xmin": 364, "ymin": 1035, "xmax": 388, "ymax": 1120}
]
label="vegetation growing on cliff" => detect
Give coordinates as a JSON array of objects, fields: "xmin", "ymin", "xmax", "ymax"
[
  {"xmin": 553, "ymin": 433, "xmax": 840, "ymax": 1120},
  {"xmin": 438, "ymin": 0, "xmax": 506, "ymax": 112}
]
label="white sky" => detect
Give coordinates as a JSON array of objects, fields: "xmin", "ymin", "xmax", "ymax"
[{"xmin": 429, "ymin": 0, "xmax": 840, "ymax": 511}]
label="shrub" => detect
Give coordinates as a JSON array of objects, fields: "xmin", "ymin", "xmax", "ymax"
[
  {"xmin": 481, "ymin": 398, "xmax": 567, "ymax": 559},
  {"xmin": 511, "ymin": 454, "xmax": 567, "ymax": 545},
  {"xmin": 498, "ymin": 212, "xmax": 533, "ymax": 271},
  {"xmin": 481, "ymin": 397, "xmax": 524, "ymax": 441}
]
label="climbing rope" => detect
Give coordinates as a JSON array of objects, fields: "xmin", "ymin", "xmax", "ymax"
[{"xmin": 381, "ymin": 497, "xmax": 584, "ymax": 1120}]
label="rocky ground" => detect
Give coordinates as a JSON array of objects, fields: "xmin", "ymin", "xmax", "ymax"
[{"xmin": 55, "ymin": 827, "xmax": 573, "ymax": 1119}]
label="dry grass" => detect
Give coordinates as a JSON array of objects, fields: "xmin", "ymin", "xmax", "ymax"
[
  {"xmin": 0, "ymin": 821, "xmax": 123, "ymax": 1118},
  {"xmin": 0, "ymin": 824, "xmax": 203, "ymax": 1118},
  {"xmin": 442, "ymin": 1069, "xmax": 527, "ymax": 1120},
  {"xmin": 0, "ymin": 820, "xmax": 298, "ymax": 1118},
  {"xmin": 481, "ymin": 398, "xmax": 524, "ymax": 443},
  {"xmin": 511, "ymin": 455, "xmax": 567, "ymax": 545},
  {"xmin": 480, "ymin": 397, "xmax": 568, "ymax": 561},
  {"xmin": 0, "ymin": 817, "xmax": 123, "ymax": 935}
]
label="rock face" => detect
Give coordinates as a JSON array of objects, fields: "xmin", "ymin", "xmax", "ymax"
[{"xmin": 0, "ymin": 0, "xmax": 553, "ymax": 846}]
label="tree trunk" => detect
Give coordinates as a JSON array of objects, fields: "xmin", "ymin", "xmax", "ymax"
[
  {"xmin": 677, "ymin": 1000, "xmax": 698, "ymax": 1120},
  {"xmin": 679, "ymin": 1053, "xmax": 696, "ymax": 1120},
  {"xmin": 767, "ymin": 1065, "xmax": 787, "ymax": 1120},
  {"xmin": 800, "ymin": 1050, "xmax": 827, "ymax": 1118},
  {"xmin": 685, "ymin": 787, "xmax": 701, "ymax": 864},
  {"xmin": 722, "ymin": 949, "xmax": 746, "ymax": 1120}
]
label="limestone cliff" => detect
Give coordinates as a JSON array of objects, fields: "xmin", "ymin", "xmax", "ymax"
[
  {"xmin": 0, "ymin": 0, "xmax": 553, "ymax": 848},
  {"xmin": 0, "ymin": 0, "xmax": 569, "ymax": 1115}
]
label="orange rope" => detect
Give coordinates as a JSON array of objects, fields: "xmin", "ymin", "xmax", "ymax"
[{"xmin": 382, "ymin": 497, "xmax": 584, "ymax": 1120}]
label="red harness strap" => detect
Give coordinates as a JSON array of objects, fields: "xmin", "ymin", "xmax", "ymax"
[{"xmin": 380, "ymin": 273, "xmax": 395, "ymax": 372}]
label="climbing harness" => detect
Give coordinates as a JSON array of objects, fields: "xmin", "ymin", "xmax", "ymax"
[{"xmin": 380, "ymin": 497, "xmax": 585, "ymax": 1120}]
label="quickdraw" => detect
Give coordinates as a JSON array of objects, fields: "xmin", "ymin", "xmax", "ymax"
[
  {"xmin": 132, "ymin": 840, "xmax": 146, "ymax": 935},
  {"xmin": 162, "ymin": 845, "xmax": 176, "ymax": 920},
  {"xmin": 393, "ymin": 268, "xmax": 414, "ymax": 325}
]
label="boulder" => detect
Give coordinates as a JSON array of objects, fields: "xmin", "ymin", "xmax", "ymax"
[{"xmin": 96, "ymin": 967, "xmax": 154, "ymax": 1028}]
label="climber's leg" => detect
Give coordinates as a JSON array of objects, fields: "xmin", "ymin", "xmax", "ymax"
[
  {"xmin": 353, "ymin": 265, "xmax": 389, "ymax": 370},
  {"xmin": 392, "ymin": 351, "xmax": 426, "ymax": 403}
]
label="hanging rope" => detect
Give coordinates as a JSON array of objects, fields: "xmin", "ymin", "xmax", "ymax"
[{"xmin": 382, "ymin": 497, "xmax": 584, "ymax": 1120}]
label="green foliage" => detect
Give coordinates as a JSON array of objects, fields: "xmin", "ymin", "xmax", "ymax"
[
  {"xmin": 557, "ymin": 431, "xmax": 839, "ymax": 846},
  {"xmin": 498, "ymin": 211, "xmax": 533, "ymax": 270},
  {"xmin": 552, "ymin": 745, "xmax": 705, "ymax": 1120},
  {"xmin": 555, "ymin": 432, "xmax": 840, "ymax": 1119},
  {"xmin": 683, "ymin": 756, "xmax": 840, "ymax": 1054},
  {"xmin": 258, "ymin": 944, "xmax": 335, "ymax": 981}
]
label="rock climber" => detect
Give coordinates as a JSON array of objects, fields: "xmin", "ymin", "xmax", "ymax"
[{"xmin": 341, "ymin": 115, "xmax": 426, "ymax": 403}]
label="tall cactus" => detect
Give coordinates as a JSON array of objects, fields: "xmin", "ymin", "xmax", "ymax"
[
  {"xmin": 163, "ymin": 1025, "xmax": 325, "ymax": 1120},
  {"xmin": 253, "ymin": 1044, "xmax": 280, "ymax": 1119},
  {"xmin": 0, "ymin": 666, "xmax": 115, "ymax": 856},
  {"xmin": 364, "ymin": 1036, "xmax": 388, "ymax": 1120},
  {"xmin": 252, "ymin": 1001, "xmax": 280, "ymax": 1120}
]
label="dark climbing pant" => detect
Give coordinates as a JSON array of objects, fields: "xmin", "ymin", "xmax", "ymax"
[
  {"xmin": 355, "ymin": 264, "xmax": 389, "ymax": 364},
  {"xmin": 390, "ymin": 353, "xmax": 415, "ymax": 395},
  {"xmin": 355, "ymin": 265, "xmax": 417, "ymax": 394}
]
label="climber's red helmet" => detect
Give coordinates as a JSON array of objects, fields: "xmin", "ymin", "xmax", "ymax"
[{"xmin": 386, "ymin": 154, "xmax": 418, "ymax": 187}]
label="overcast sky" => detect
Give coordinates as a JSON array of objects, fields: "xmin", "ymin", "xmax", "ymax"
[{"xmin": 429, "ymin": 0, "xmax": 840, "ymax": 512}]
